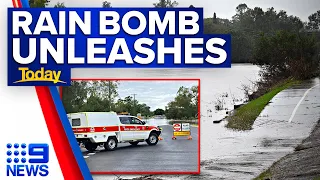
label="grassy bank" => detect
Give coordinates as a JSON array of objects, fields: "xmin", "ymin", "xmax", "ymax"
[
  {"xmin": 226, "ymin": 79, "xmax": 299, "ymax": 131},
  {"xmin": 253, "ymin": 164, "xmax": 320, "ymax": 180},
  {"xmin": 254, "ymin": 169, "xmax": 272, "ymax": 180}
]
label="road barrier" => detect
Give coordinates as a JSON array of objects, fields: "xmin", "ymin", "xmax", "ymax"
[{"xmin": 172, "ymin": 123, "xmax": 192, "ymax": 140}]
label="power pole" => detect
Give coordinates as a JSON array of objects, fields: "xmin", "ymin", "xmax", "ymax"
[
  {"xmin": 132, "ymin": 93, "xmax": 137, "ymax": 116},
  {"xmin": 108, "ymin": 81, "xmax": 111, "ymax": 111}
]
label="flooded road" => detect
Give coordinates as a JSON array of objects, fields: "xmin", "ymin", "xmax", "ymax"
[
  {"xmin": 196, "ymin": 78, "xmax": 320, "ymax": 179},
  {"xmin": 144, "ymin": 118, "xmax": 170, "ymax": 126},
  {"xmin": 73, "ymin": 66, "xmax": 320, "ymax": 179}
]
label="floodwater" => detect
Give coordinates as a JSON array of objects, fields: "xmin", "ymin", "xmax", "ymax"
[
  {"xmin": 144, "ymin": 118, "xmax": 169, "ymax": 126},
  {"xmin": 196, "ymin": 78, "xmax": 320, "ymax": 180},
  {"xmin": 72, "ymin": 65, "xmax": 320, "ymax": 179}
]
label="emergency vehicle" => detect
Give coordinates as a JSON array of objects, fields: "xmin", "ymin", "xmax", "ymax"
[{"xmin": 67, "ymin": 112, "xmax": 162, "ymax": 151}]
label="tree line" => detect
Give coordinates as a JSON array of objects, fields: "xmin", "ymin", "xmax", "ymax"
[
  {"xmin": 165, "ymin": 86, "xmax": 198, "ymax": 120},
  {"xmin": 211, "ymin": 4, "xmax": 320, "ymax": 99},
  {"xmin": 62, "ymin": 81, "xmax": 153, "ymax": 117},
  {"xmin": 62, "ymin": 81, "xmax": 198, "ymax": 120}
]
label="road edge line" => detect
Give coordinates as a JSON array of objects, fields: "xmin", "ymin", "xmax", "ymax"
[{"xmin": 288, "ymin": 84, "xmax": 319, "ymax": 123}]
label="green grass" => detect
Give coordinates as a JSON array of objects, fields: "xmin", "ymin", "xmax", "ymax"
[
  {"xmin": 226, "ymin": 79, "xmax": 300, "ymax": 131},
  {"xmin": 253, "ymin": 169, "xmax": 272, "ymax": 180}
]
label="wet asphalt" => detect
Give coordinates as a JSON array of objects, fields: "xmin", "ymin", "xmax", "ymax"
[{"xmin": 82, "ymin": 125, "xmax": 199, "ymax": 173}]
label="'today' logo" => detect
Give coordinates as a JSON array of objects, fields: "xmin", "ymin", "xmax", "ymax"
[
  {"xmin": 6, "ymin": 143, "xmax": 49, "ymax": 177},
  {"xmin": 14, "ymin": 67, "xmax": 65, "ymax": 84}
]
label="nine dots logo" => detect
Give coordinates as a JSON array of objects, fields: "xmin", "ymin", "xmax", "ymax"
[
  {"xmin": 6, "ymin": 143, "xmax": 27, "ymax": 164},
  {"xmin": 6, "ymin": 143, "xmax": 49, "ymax": 177}
]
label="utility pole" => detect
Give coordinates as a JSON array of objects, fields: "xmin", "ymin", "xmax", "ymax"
[
  {"xmin": 108, "ymin": 81, "xmax": 111, "ymax": 111},
  {"xmin": 132, "ymin": 93, "xmax": 137, "ymax": 116}
]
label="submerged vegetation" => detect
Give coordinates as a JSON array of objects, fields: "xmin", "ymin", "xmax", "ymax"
[{"xmin": 253, "ymin": 169, "xmax": 272, "ymax": 180}]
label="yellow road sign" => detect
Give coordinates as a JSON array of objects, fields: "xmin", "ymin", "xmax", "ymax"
[{"xmin": 173, "ymin": 131, "xmax": 191, "ymax": 136}]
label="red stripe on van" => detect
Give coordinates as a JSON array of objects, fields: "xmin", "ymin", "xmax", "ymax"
[
  {"xmin": 73, "ymin": 125, "xmax": 158, "ymax": 133},
  {"xmin": 119, "ymin": 126, "xmax": 157, "ymax": 131},
  {"xmin": 73, "ymin": 126, "xmax": 119, "ymax": 133}
]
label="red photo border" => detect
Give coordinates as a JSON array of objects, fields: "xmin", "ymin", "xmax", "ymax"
[{"xmin": 60, "ymin": 78, "xmax": 201, "ymax": 175}]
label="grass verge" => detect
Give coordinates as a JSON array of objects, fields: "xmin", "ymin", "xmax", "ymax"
[
  {"xmin": 253, "ymin": 169, "xmax": 272, "ymax": 180},
  {"xmin": 226, "ymin": 79, "xmax": 300, "ymax": 131}
]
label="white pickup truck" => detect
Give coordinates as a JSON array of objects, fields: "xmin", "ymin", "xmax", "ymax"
[{"xmin": 67, "ymin": 112, "xmax": 162, "ymax": 151}]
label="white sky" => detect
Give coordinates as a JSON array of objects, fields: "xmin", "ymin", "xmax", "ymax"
[
  {"xmin": 116, "ymin": 81, "xmax": 198, "ymax": 111},
  {"xmin": 48, "ymin": 0, "xmax": 320, "ymax": 21}
]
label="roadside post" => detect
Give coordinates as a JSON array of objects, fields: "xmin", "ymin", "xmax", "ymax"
[{"xmin": 172, "ymin": 123, "xmax": 192, "ymax": 140}]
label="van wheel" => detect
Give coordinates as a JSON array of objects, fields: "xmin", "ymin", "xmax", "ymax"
[
  {"xmin": 146, "ymin": 133, "xmax": 159, "ymax": 146},
  {"xmin": 104, "ymin": 137, "xmax": 118, "ymax": 151},
  {"xmin": 84, "ymin": 142, "xmax": 98, "ymax": 152},
  {"xmin": 129, "ymin": 142, "xmax": 139, "ymax": 146}
]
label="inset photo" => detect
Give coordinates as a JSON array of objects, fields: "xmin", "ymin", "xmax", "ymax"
[{"xmin": 60, "ymin": 79, "xmax": 200, "ymax": 174}]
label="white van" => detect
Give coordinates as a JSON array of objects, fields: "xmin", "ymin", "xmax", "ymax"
[{"xmin": 67, "ymin": 112, "xmax": 162, "ymax": 151}]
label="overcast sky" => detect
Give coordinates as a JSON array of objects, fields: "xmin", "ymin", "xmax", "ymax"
[
  {"xmin": 48, "ymin": 0, "xmax": 319, "ymax": 21},
  {"xmin": 116, "ymin": 81, "xmax": 198, "ymax": 111}
]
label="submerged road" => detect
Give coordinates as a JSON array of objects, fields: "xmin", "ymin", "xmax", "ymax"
[
  {"xmin": 195, "ymin": 78, "xmax": 320, "ymax": 180},
  {"xmin": 82, "ymin": 125, "xmax": 199, "ymax": 173}
]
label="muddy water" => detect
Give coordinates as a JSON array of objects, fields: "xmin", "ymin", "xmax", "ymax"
[{"xmin": 72, "ymin": 65, "xmax": 320, "ymax": 179}]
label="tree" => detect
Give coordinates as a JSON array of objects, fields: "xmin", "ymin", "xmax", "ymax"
[
  {"xmin": 232, "ymin": 5, "xmax": 303, "ymax": 34},
  {"xmin": 236, "ymin": 3, "xmax": 248, "ymax": 15},
  {"xmin": 190, "ymin": 86, "xmax": 199, "ymax": 106},
  {"xmin": 54, "ymin": 2, "xmax": 65, "ymax": 8},
  {"xmin": 86, "ymin": 81, "xmax": 119, "ymax": 111},
  {"xmin": 62, "ymin": 81, "xmax": 120, "ymax": 113},
  {"xmin": 62, "ymin": 81, "xmax": 88, "ymax": 113},
  {"xmin": 80, "ymin": 95, "xmax": 107, "ymax": 112},
  {"xmin": 102, "ymin": 1, "xmax": 112, "ymax": 8},
  {"xmin": 220, "ymin": 4, "xmax": 304, "ymax": 63},
  {"xmin": 62, "ymin": 81, "xmax": 156, "ymax": 116},
  {"xmin": 29, "ymin": 0, "xmax": 50, "ymax": 7},
  {"xmin": 154, "ymin": 108, "xmax": 165, "ymax": 115},
  {"xmin": 114, "ymin": 96, "xmax": 152, "ymax": 116},
  {"xmin": 165, "ymin": 86, "xmax": 198, "ymax": 119},
  {"xmin": 136, "ymin": 103, "xmax": 152, "ymax": 117},
  {"xmin": 306, "ymin": 10, "xmax": 320, "ymax": 30},
  {"xmin": 153, "ymin": 0, "xmax": 178, "ymax": 8},
  {"xmin": 254, "ymin": 30, "xmax": 319, "ymax": 80},
  {"xmin": 213, "ymin": 12, "xmax": 217, "ymax": 24}
]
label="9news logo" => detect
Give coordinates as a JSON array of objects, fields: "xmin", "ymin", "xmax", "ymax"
[{"xmin": 6, "ymin": 143, "xmax": 49, "ymax": 177}]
